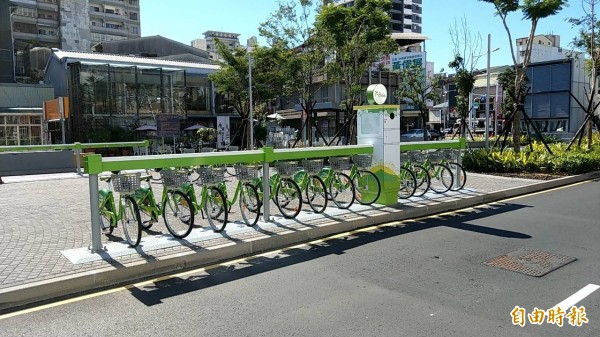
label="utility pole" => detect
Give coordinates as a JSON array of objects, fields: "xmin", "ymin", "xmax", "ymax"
[{"xmin": 485, "ymin": 34, "xmax": 491, "ymax": 150}]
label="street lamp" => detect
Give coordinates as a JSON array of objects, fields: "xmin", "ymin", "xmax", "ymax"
[
  {"xmin": 485, "ymin": 34, "xmax": 500, "ymax": 150},
  {"xmin": 247, "ymin": 39, "xmax": 254, "ymax": 150}
]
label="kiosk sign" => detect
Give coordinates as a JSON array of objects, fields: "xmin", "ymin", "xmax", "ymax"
[{"xmin": 366, "ymin": 84, "xmax": 387, "ymax": 105}]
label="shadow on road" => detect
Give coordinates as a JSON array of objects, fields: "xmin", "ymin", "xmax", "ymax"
[{"xmin": 127, "ymin": 202, "xmax": 532, "ymax": 306}]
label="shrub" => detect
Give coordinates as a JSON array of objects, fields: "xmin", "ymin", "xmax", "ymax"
[{"xmin": 462, "ymin": 139, "xmax": 600, "ymax": 175}]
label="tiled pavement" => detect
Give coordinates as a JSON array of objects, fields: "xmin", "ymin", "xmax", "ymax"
[{"xmin": 2, "ymin": 170, "xmax": 591, "ymax": 310}]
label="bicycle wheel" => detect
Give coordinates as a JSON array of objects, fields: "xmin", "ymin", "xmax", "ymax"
[
  {"xmin": 121, "ymin": 195, "xmax": 142, "ymax": 247},
  {"xmin": 306, "ymin": 175, "xmax": 328, "ymax": 213},
  {"xmin": 398, "ymin": 167, "xmax": 417, "ymax": 199},
  {"xmin": 428, "ymin": 163, "xmax": 454, "ymax": 194},
  {"xmin": 162, "ymin": 190, "xmax": 194, "ymax": 239},
  {"xmin": 447, "ymin": 162, "xmax": 467, "ymax": 191},
  {"xmin": 275, "ymin": 178, "xmax": 302, "ymax": 219},
  {"xmin": 100, "ymin": 211, "xmax": 114, "ymax": 235},
  {"xmin": 205, "ymin": 187, "xmax": 228, "ymax": 232},
  {"xmin": 353, "ymin": 170, "xmax": 380, "ymax": 205},
  {"xmin": 412, "ymin": 164, "xmax": 430, "ymax": 197},
  {"xmin": 329, "ymin": 172, "xmax": 355, "ymax": 209},
  {"xmin": 239, "ymin": 183, "xmax": 260, "ymax": 227}
]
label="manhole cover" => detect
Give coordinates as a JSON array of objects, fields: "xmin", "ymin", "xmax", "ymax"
[{"xmin": 483, "ymin": 249, "xmax": 576, "ymax": 277}]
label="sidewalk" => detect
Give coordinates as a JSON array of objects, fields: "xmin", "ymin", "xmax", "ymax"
[{"xmin": 0, "ymin": 170, "xmax": 597, "ymax": 311}]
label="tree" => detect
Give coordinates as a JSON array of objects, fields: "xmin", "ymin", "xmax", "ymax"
[
  {"xmin": 447, "ymin": 17, "xmax": 482, "ymax": 139},
  {"xmin": 395, "ymin": 64, "xmax": 443, "ymax": 140},
  {"xmin": 260, "ymin": 0, "xmax": 328, "ymax": 147},
  {"xmin": 317, "ymin": 0, "xmax": 396, "ymax": 144},
  {"xmin": 481, "ymin": 0, "xmax": 567, "ymax": 154},
  {"xmin": 566, "ymin": 0, "xmax": 600, "ymax": 150},
  {"xmin": 209, "ymin": 40, "xmax": 289, "ymax": 149}
]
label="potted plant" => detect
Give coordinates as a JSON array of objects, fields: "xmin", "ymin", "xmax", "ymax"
[{"xmin": 197, "ymin": 128, "xmax": 216, "ymax": 147}]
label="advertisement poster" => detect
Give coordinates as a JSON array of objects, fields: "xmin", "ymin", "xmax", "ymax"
[
  {"xmin": 373, "ymin": 52, "xmax": 425, "ymax": 71},
  {"xmin": 156, "ymin": 114, "xmax": 180, "ymax": 138},
  {"xmin": 216, "ymin": 116, "xmax": 230, "ymax": 149}
]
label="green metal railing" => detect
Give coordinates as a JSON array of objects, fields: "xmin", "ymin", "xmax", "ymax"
[
  {"xmin": 0, "ymin": 141, "xmax": 149, "ymax": 175},
  {"xmin": 84, "ymin": 145, "xmax": 373, "ymax": 252},
  {"xmin": 399, "ymin": 138, "xmax": 466, "ymax": 152}
]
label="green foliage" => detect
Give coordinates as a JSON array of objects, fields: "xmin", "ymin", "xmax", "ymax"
[
  {"xmin": 254, "ymin": 124, "xmax": 268, "ymax": 142},
  {"xmin": 395, "ymin": 64, "xmax": 443, "ymax": 127},
  {"xmin": 463, "ymin": 136, "xmax": 600, "ymax": 174},
  {"xmin": 197, "ymin": 128, "xmax": 216, "ymax": 143}
]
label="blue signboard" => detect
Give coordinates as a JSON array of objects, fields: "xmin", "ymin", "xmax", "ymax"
[{"xmin": 157, "ymin": 114, "xmax": 180, "ymax": 137}]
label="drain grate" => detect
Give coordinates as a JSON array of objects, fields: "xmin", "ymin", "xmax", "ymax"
[{"xmin": 483, "ymin": 249, "xmax": 576, "ymax": 277}]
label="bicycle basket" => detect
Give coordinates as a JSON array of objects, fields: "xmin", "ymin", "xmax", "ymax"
[
  {"xmin": 161, "ymin": 170, "xmax": 189, "ymax": 188},
  {"xmin": 274, "ymin": 161, "xmax": 299, "ymax": 177},
  {"xmin": 329, "ymin": 156, "xmax": 352, "ymax": 170},
  {"xmin": 301, "ymin": 159, "xmax": 323, "ymax": 174},
  {"xmin": 405, "ymin": 151, "xmax": 425, "ymax": 163},
  {"xmin": 441, "ymin": 150, "xmax": 456, "ymax": 161},
  {"xmin": 352, "ymin": 154, "xmax": 372, "ymax": 169},
  {"xmin": 234, "ymin": 164, "xmax": 259, "ymax": 182},
  {"xmin": 196, "ymin": 166, "xmax": 224, "ymax": 185},
  {"xmin": 111, "ymin": 173, "xmax": 141, "ymax": 193},
  {"xmin": 427, "ymin": 151, "xmax": 445, "ymax": 162}
]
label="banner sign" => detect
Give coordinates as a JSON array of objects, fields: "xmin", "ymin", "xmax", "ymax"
[
  {"xmin": 373, "ymin": 52, "xmax": 425, "ymax": 71},
  {"xmin": 216, "ymin": 116, "xmax": 230, "ymax": 149}
]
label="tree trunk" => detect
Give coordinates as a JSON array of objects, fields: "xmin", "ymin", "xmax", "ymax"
[{"xmin": 512, "ymin": 108, "xmax": 521, "ymax": 153}]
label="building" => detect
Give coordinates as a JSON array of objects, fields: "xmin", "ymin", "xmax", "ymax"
[
  {"xmin": 330, "ymin": 0, "xmax": 422, "ymax": 33},
  {"xmin": 516, "ymin": 34, "xmax": 574, "ymax": 64},
  {"xmin": 191, "ymin": 31, "xmax": 241, "ymax": 61},
  {"xmin": 0, "ymin": 83, "xmax": 54, "ymax": 145},
  {"xmin": 5, "ymin": 0, "xmax": 141, "ymax": 82},
  {"xmin": 43, "ymin": 49, "xmax": 234, "ymax": 143}
]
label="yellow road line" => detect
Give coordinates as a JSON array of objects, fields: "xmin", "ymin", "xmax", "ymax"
[{"xmin": 0, "ymin": 179, "xmax": 590, "ymax": 320}]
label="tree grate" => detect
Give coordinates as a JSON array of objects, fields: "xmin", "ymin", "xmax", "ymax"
[{"xmin": 483, "ymin": 249, "xmax": 576, "ymax": 277}]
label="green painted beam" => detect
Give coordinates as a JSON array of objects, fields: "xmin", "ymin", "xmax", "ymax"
[
  {"xmin": 355, "ymin": 105, "xmax": 399, "ymax": 111},
  {"xmin": 85, "ymin": 151, "xmax": 265, "ymax": 174},
  {"xmin": 0, "ymin": 140, "xmax": 148, "ymax": 153},
  {"xmin": 84, "ymin": 145, "xmax": 375, "ymax": 174},
  {"xmin": 270, "ymin": 145, "xmax": 372, "ymax": 161},
  {"xmin": 400, "ymin": 139, "xmax": 466, "ymax": 151}
]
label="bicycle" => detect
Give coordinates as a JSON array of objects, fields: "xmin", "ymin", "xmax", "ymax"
[
  {"xmin": 294, "ymin": 159, "xmax": 328, "ymax": 213},
  {"xmin": 220, "ymin": 164, "xmax": 262, "ymax": 226},
  {"xmin": 273, "ymin": 161, "xmax": 303, "ymax": 219},
  {"xmin": 348, "ymin": 154, "xmax": 381, "ymax": 205},
  {"xmin": 419, "ymin": 151, "xmax": 454, "ymax": 194},
  {"xmin": 402, "ymin": 151, "xmax": 430, "ymax": 197},
  {"xmin": 136, "ymin": 169, "xmax": 194, "ymax": 239},
  {"xmin": 437, "ymin": 149, "xmax": 467, "ymax": 191},
  {"xmin": 99, "ymin": 172, "xmax": 143, "ymax": 247},
  {"xmin": 319, "ymin": 157, "xmax": 355, "ymax": 209},
  {"xmin": 185, "ymin": 166, "xmax": 228, "ymax": 232}
]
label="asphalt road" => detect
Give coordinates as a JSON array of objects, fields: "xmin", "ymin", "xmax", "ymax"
[{"xmin": 1, "ymin": 180, "xmax": 599, "ymax": 337}]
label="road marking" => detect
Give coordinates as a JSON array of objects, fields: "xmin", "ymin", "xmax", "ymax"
[
  {"xmin": 0, "ymin": 179, "xmax": 590, "ymax": 320},
  {"xmin": 550, "ymin": 284, "xmax": 600, "ymax": 310}
]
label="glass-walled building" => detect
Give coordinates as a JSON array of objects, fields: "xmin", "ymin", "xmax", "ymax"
[{"xmin": 44, "ymin": 49, "xmax": 228, "ymax": 142}]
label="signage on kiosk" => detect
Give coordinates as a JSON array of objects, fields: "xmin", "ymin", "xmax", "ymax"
[{"xmin": 356, "ymin": 85, "xmax": 401, "ymax": 206}]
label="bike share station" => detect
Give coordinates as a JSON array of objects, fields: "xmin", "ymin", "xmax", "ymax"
[{"xmin": 65, "ymin": 85, "xmax": 464, "ymax": 264}]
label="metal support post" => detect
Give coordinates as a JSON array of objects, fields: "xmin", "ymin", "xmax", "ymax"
[
  {"xmin": 262, "ymin": 162, "xmax": 271, "ymax": 222},
  {"xmin": 485, "ymin": 33, "xmax": 491, "ymax": 150},
  {"xmin": 88, "ymin": 174, "xmax": 103, "ymax": 253},
  {"xmin": 75, "ymin": 147, "xmax": 82, "ymax": 175}
]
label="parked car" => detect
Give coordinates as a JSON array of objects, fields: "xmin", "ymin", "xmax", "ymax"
[{"xmin": 401, "ymin": 129, "xmax": 441, "ymax": 142}]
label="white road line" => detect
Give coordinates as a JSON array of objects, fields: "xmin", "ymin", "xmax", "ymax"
[{"xmin": 550, "ymin": 284, "xmax": 600, "ymax": 310}]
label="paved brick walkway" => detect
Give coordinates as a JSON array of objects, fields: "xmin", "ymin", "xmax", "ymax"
[{"xmin": 0, "ymin": 171, "xmax": 542, "ymax": 291}]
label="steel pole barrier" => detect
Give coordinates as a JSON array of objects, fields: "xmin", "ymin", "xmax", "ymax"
[{"xmin": 88, "ymin": 173, "xmax": 103, "ymax": 252}]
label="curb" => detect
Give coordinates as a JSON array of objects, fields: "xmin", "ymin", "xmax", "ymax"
[{"xmin": 1, "ymin": 171, "xmax": 598, "ymax": 312}]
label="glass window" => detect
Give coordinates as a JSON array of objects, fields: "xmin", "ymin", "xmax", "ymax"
[{"xmin": 551, "ymin": 63, "xmax": 570, "ymax": 91}]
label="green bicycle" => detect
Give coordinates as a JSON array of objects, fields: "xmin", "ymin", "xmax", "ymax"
[
  {"xmin": 135, "ymin": 169, "xmax": 195, "ymax": 239},
  {"xmin": 184, "ymin": 166, "xmax": 228, "ymax": 232},
  {"xmin": 294, "ymin": 159, "xmax": 328, "ymax": 213},
  {"xmin": 320, "ymin": 157, "xmax": 355, "ymax": 209},
  {"xmin": 401, "ymin": 152, "xmax": 430, "ymax": 198},
  {"xmin": 349, "ymin": 154, "xmax": 381, "ymax": 205},
  {"xmin": 99, "ymin": 172, "xmax": 143, "ymax": 247},
  {"xmin": 252, "ymin": 161, "xmax": 303, "ymax": 219}
]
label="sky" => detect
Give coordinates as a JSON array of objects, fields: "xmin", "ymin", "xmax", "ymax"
[{"xmin": 140, "ymin": 0, "xmax": 589, "ymax": 72}]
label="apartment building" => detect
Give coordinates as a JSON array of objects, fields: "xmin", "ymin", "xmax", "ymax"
[
  {"xmin": 330, "ymin": 0, "xmax": 422, "ymax": 33},
  {"xmin": 191, "ymin": 31, "xmax": 241, "ymax": 61},
  {"xmin": 5, "ymin": 0, "xmax": 141, "ymax": 82},
  {"xmin": 516, "ymin": 34, "xmax": 574, "ymax": 64}
]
